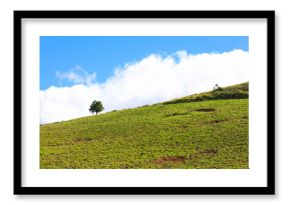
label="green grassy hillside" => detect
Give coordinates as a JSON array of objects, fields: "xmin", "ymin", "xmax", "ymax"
[{"xmin": 40, "ymin": 82, "xmax": 249, "ymax": 169}]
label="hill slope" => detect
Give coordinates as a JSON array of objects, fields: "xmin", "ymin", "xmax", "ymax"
[{"xmin": 40, "ymin": 82, "xmax": 249, "ymax": 169}]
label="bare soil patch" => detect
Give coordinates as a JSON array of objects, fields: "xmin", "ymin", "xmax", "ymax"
[
  {"xmin": 156, "ymin": 156, "xmax": 187, "ymax": 164},
  {"xmin": 195, "ymin": 108, "xmax": 215, "ymax": 112}
]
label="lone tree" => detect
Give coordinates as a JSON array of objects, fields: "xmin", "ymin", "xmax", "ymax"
[{"xmin": 89, "ymin": 100, "xmax": 104, "ymax": 115}]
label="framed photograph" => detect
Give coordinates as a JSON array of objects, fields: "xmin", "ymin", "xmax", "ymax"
[{"xmin": 14, "ymin": 10, "xmax": 275, "ymax": 195}]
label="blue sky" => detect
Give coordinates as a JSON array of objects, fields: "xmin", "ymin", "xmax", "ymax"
[{"xmin": 40, "ymin": 36, "xmax": 248, "ymax": 90}]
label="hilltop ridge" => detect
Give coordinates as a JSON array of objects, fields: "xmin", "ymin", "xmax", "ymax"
[{"xmin": 162, "ymin": 82, "xmax": 248, "ymax": 105}]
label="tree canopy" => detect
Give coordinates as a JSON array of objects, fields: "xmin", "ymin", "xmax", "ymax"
[{"xmin": 89, "ymin": 100, "xmax": 104, "ymax": 115}]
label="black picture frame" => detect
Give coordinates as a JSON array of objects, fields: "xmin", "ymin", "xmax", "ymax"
[{"xmin": 14, "ymin": 10, "xmax": 275, "ymax": 195}]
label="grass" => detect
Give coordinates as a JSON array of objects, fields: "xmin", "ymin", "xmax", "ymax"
[{"xmin": 40, "ymin": 82, "xmax": 249, "ymax": 169}]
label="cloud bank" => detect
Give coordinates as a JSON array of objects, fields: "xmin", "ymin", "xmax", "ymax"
[{"xmin": 40, "ymin": 49, "xmax": 249, "ymax": 124}]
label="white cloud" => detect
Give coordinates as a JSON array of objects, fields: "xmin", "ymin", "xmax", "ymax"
[
  {"xmin": 56, "ymin": 66, "xmax": 96, "ymax": 86},
  {"xmin": 40, "ymin": 49, "xmax": 249, "ymax": 124}
]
